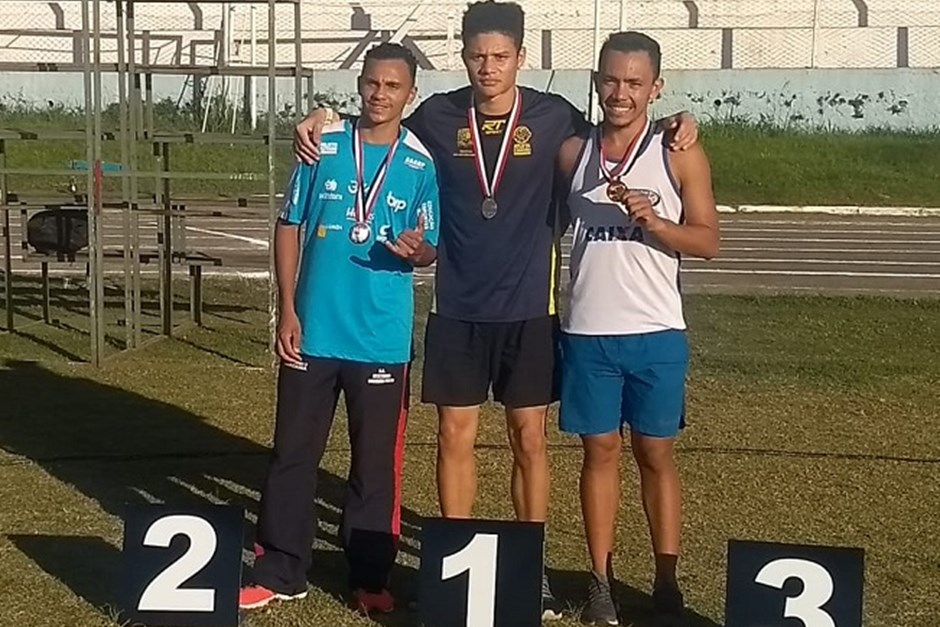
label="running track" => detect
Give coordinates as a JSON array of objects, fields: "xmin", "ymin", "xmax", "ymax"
[{"xmin": 6, "ymin": 211, "xmax": 940, "ymax": 297}]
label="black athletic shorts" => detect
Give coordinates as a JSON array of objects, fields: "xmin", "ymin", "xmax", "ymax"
[{"xmin": 420, "ymin": 313, "xmax": 559, "ymax": 407}]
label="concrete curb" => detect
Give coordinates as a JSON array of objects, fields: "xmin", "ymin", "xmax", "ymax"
[{"xmin": 717, "ymin": 205, "xmax": 940, "ymax": 217}]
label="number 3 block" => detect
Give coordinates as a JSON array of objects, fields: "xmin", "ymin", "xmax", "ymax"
[
  {"xmin": 120, "ymin": 505, "xmax": 244, "ymax": 627},
  {"xmin": 420, "ymin": 518, "xmax": 545, "ymax": 627},
  {"xmin": 725, "ymin": 540, "xmax": 864, "ymax": 627}
]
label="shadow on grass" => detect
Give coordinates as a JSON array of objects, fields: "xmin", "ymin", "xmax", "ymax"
[
  {"xmin": 549, "ymin": 568, "xmax": 721, "ymax": 627},
  {"xmin": 6, "ymin": 534, "xmax": 122, "ymax": 617},
  {"xmin": 2, "ymin": 275, "xmax": 266, "ymax": 362},
  {"xmin": 7, "ymin": 276, "xmax": 261, "ymax": 318},
  {"xmin": 0, "ymin": 359, "xmax": 422, "ymax": 626}
]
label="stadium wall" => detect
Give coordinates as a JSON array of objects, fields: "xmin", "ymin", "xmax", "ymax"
[{"xmin": 2, "ymin": 68, "xmax": 938, "ymax": 130}]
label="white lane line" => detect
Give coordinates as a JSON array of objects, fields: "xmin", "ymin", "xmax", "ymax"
[
  {"xmin": 413, "ymin": 266, "xmax": 940, "ymax": 278},
  {"xmin": 182, "ymin": 226, "xmax": 271, "ymax": 233},
  {"xmin": 723, "ymin": 238, "xmax": 940, "ymax": 244},
  {"xmin": 186, "ymin": 226, "xmax": 268, "ymax": 248},
  {"xmin": 557, "ymin": 254, "xmax": 940, "ymax": 263},
  {"xmin": 687, "ymin": 283, "xmax": 938, "ymax": 295},
  {"xmin": 732, "ymin": 205, "xmax": 940, "ymax": 217},
  {"xmin": 681, "ymin": 269, "xmax": 940, "ymax": 278},
  {"xmin": 720, "ymin": 247, "xmax": 940, "ymax": 254},
  {"xmin": 682, "ymin": 258, "xmax": 940, "ymax": 267},
  {"xmin": 720, "ymin": 219, "xmax": 940, "ymax": 227},
  {"xmin": 722, "ymin": 228, "xmax": 940, "ymax": 236}
]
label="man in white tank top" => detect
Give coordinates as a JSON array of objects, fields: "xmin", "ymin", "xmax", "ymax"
[{"xmin": 555, "ymin": 32, "xmax": 719, "ymax": 626}]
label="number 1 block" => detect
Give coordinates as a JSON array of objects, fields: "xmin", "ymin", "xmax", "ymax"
[{"xmin": 420, "ymin": 518, "xmax": 544, "ymax": 627}]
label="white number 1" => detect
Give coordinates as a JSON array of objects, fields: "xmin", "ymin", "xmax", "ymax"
[
  {"xmin": 441, "ymin": 533, "xmax": 499, "ymax": 627},
  {"xmin": 755, "ymin": 558, "xmax": 836, "ymax": 627}
]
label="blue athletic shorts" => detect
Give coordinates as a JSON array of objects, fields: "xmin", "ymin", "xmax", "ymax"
[{"xmin": 558, "ymin": 329, "xmax": 689, "ymax": 438}]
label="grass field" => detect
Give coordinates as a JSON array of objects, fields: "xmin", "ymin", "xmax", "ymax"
[
  {"xmin": 2, "ymin": 106, "xmax": 940, "ymax": 206},
  {"xmin": 1, "ymin": 279, "xmax": 938, "ymax": 626}
]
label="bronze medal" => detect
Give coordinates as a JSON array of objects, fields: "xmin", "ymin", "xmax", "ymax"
[
  {"xmin": 606, "ymin": 181, "xmax": 628, "ymax": 203},
  {"xmin": 599, "ymin": 119, "xmax": 651, "ymax": 206}
]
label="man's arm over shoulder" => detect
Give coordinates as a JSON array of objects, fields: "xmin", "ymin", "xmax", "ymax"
[
  {"xmin": 554, "ymin": 134, "xmax": 587, "ymax": 233},
  {"xmin": 557, "ymin": 134, "xmax": 586, "ymax": 181},
  {"xmin": 659, "ymin": 144, "xmax": 719, "ymax": 259}
]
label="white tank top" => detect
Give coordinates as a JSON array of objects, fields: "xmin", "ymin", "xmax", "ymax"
[{"xmin": 563, "ymin": 124, "xmax": 686, "ymax": 335}]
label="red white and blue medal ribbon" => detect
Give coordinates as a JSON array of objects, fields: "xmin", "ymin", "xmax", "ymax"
[
  {"xmin": 468, "ymin": 88, "xmax": 522, "ymax": 218},
  {"xmin": 600, "ymin": 116, "xmax": 651, "ymax": 202},
  {"xmin": 351, "ymin": 121, "xmax": 400, "ymax": 243}
]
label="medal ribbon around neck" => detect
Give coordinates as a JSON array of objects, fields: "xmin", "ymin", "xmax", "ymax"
[
  {"xmin": 353, "ymin": 121, "xmax": 401, "ymax": 228},
  {"xmin": 599, "ymin": 116, "xmax": 652, "ymax": 188},
  {"xmin": 467, "ymin": 88, "xmax": 523, "ymax": 203}
]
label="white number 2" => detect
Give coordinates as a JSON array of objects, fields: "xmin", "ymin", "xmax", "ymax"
[
  {"xmin": 137, "ymin": 515, "xmax": 218, "ymax": 612},
  {"xmin": 441, "ymin": 533, "xmax": 499, "ymax": 627},
  {"xmin": 755, "ymin": 558, "xmax": 836, "ymax": 627}
]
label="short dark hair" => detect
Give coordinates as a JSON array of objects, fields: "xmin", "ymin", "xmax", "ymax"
[
  {"xmin": 461, "ymin": 1, "xmax": 525, "ymax": 50},
  {"xmin": 599, "ymin": 31, "xmax": 662, "ymax": 77},
  {"xmin": 363, "ymin": 42, "xmax": 418, "ymax": 83}
]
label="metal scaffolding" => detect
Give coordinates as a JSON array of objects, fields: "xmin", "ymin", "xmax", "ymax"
[{"xmin": 0, "ymin": 0, "xmax": 302, "ymax": 365}]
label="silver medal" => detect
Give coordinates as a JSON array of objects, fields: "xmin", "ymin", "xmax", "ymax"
[
  {"xmin": 349, "ymin": 222, "xmax": 371, "ymax": 244},
  {"xmin": 469, "ymin": 89, "xmax": 520, "ymax": 224},
  {"xmin": 350, "ymin": 122, "xmax": 400, "ymax": 247},
  {"xmin": 481, "ymin": 197, "xmax": 498, "ymax": 219}
]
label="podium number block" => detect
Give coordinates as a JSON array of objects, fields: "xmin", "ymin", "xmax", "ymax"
[
  {"xmin": 726, "ymin": 540, "xmax": 864, "ymax": 627},
  {"xmin": 420, "ymin": 518, "xmax": 544, "ymax": 627},
  {"xmin": 121, "ymin": 505, "xmax": 244, "ymax": 627}
]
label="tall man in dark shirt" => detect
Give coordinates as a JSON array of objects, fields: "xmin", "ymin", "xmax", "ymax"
[{"xmin": 293, "ymin": 2, "xmax": 698, "ymax": 617}]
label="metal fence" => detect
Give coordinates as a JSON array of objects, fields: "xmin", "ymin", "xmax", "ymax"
[
  {"xmin": 0, "ymin": 0, "xmax": 938, "ymax": 70},
  {"xmin": 0, "ymin": 0, "xmax": 294, "ymax": 366}
]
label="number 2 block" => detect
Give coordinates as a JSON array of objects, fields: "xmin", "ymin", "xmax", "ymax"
[{"xmin": 120, "ymin": 505, "xmax": 244, "ymax": 627}]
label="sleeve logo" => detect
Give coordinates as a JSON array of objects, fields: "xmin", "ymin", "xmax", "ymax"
[
  {"xmin": 512, "ymin": 125, "xmax": 532, "ymax": 157},
  {"xmin": 404, "ymin": 156, "xmax": 427, "ymax": 171},
  {"xmin": 420, "ymin": 200, "xmax": 436, "ymax": 231},
  {"xmin": 454, "ymin": 128, "xmax": 474, "ymax": 157}
]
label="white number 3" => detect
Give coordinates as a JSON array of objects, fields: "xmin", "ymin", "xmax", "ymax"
[
  {"xmin": 755, "ymin": 558, "xmax": 836, "ymax": 627},
  {"xmin": 138, "ymin": 515, "xmax": 218, "ymax": 612}
]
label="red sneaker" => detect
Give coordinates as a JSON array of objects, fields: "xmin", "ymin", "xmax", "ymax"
[
  {"xmin": 238, "ymin": 585, "xmax": 307, "ymax": 610},
  {"xmin": 349, "ymin": 588, "xmax": 395, "ymax": 615}
]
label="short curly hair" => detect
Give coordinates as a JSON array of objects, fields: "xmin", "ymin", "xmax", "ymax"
[{"xmin": 461, "ymin": 1, "xmax": 525, "ymax": 50}]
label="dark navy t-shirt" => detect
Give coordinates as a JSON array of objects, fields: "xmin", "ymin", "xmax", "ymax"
[{"xmin": 405, "ymin": 86, "xmax": 589, "ymax": 323}]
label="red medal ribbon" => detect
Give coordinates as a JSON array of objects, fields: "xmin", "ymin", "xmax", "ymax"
[
  {"xmin": 599, "ymin": 116, "xmax": 652, "ymax": 185},
  {"xmin": 467, "ymin": 88, "xmax": 523, "ymax": 202},
  {"xmin": 353, "ymin": 121, "xmax": 401, "ymax": 226}
]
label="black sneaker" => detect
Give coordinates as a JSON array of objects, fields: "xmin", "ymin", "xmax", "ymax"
[
  {"xmin": 652, "ymin": 584, "xmax": 686, "ymax": 627},
  {"xmin": 542, "ymin": 572, "xmax": 564, "ymax": 620},
  {"xmin": 581, "ymin": 571, "xmax": 619, "ymax": 626}
]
